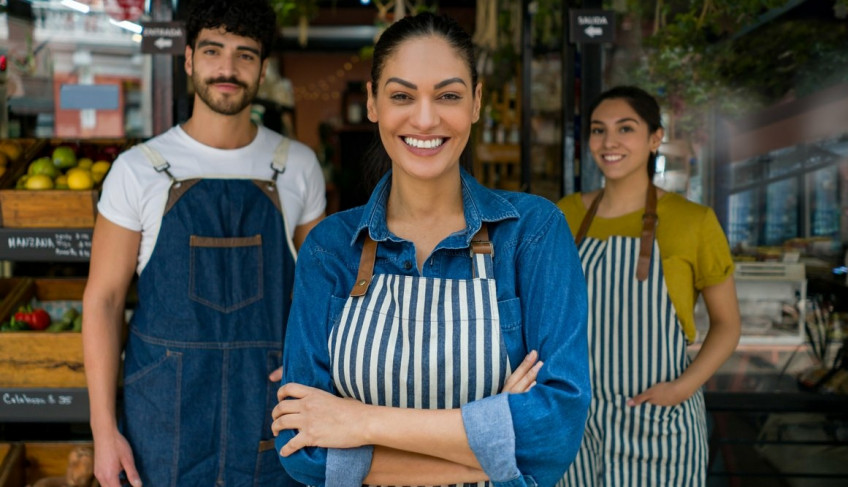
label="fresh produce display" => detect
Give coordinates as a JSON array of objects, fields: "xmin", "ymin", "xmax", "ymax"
[
  {"xmin": 30, "ymin": 445, "xmax": 96, "ymax": 487},
  {"xmin": 3, "ymin": 305, "xmax": 51, "ymax": 330},
  {"xmin": 13, "ymin": 142, "xmax": 117, "ymax": 191},
  {"xmin": 0, "ymin": 304, "xmax": 83, "ymax": 332},
  {"xmin": 0, "ymin": 139, "xmax": 23, "ymax": 179}
]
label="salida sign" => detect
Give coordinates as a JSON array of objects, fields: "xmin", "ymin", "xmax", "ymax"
[{"xmin": 569, "ymin": 9, "xmax": 615, "ymax": 44}]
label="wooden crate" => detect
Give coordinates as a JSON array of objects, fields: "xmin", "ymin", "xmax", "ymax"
[
  {"xmin": 0, "ymin": 442, "xmax": 94, "ymax": 487},
  {"xmin": 0, "ymin": 190, "xmax": 99, "ymax": 228},
  {"xmin": 0, "ymin": 278, "xmax": 87, "ymax": 388},
  {"xmin": 0, "ymin": 139, "xmax": 45, "ymax": 190},
  {"xmin": 0, "ymin": 138, "xmax": 130, "ymax": 228}
]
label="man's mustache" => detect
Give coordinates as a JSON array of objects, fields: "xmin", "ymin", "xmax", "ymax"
[{"xmin": 206, "ymin": 77, "xmax": 247, "ymax": 88}]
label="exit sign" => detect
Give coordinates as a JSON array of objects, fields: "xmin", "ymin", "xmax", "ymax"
[{"xmin": 569, "ymin": 9, "xmax": 615, "ymax": 44}]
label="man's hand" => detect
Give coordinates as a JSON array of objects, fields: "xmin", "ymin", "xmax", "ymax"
[
  {"xmin": 269, "ymin": 366, "xmax": 283, "ymax": 383},
  {"xmin": 93, "ymin": 430, "xmax": 142, "ymax": 487}
]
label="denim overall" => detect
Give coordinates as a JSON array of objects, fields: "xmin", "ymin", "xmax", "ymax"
[
  {"xmin": 121, "ymin": 142, "xmax": 300, "ymax": 487},
  {"xmin": 328, "ymin": 225, "xmax": 511, "ymax": 486},
  {"xmin": 560, "ymin": 187, "xmax": 707, "ymax": 486}
]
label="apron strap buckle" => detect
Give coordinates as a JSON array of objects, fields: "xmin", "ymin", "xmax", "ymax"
[
  {"xmin": 470, "ymin": 223, "xmax": 493, "ymax": 258},
  {"xmin": 470, "ymin": 240, "xmax": 494, "ymax": 258}
]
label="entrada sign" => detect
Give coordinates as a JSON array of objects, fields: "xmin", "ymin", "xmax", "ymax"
[{"xmin": 141, "ymin": 21, "xmax": 187, "ymax": 55}]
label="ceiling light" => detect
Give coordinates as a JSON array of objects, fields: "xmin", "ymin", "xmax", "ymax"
[
  {"xmin": 109, "ymin": 19, "xmax": 144, "ymax": 34},
  {"xmin": 61, "ymin": 0, "xmax": 91, "ymax": 14}
]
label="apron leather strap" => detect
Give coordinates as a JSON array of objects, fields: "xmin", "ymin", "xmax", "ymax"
[
  {"xmin": 636, "ymin": 185, "xmax": 658, "ymax": 281},
  {"xmin": 350, "ymin": 236, "xmax": 378, "ymax": 297},
  {"xmin": 574, "ymin": 189, "xmax": 604, "ymax": 246},
  {"xmin": 574, "ymin": 185, "xmax": 658, "ymax": 281},
  {"xmin": 349, "ymin": 223, "xmax": 492, "ymax": 297},
  {"xmin": 470, "ymin": 223, "xmax": 493, "ymax": 257}
]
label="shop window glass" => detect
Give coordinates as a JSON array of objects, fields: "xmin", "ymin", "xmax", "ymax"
[
  {"xmin": 1, "ymin": 0, "xmax": 147, "ymax": 139},
  {"xmin": 592, "ymin": 0, "xmax": 848, "ymax": 261}
]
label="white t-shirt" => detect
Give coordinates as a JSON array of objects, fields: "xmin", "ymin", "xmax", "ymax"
[{"xmin": 98, "ymin": 125, "xmax": 326, "ymax": 274}]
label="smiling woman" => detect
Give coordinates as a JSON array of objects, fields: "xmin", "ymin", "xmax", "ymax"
[
  {"xmin": 556, "ymin": 86, "xmax": 741, "ymax": 486},
  {"xmin": 271, "ymin": 11, "xmax": 590, "ymax": 487}
]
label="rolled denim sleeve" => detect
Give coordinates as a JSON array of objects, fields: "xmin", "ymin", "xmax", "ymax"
[
  {"xmin": 461, "ymin": 393, "xmax": 520, "ymax": 482},
  {"xmin": 325, "ymin": 446, "xmax": 374, "ymax": 487}
]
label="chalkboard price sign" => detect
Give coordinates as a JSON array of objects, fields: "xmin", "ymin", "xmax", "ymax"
[
  {"xmin": 0, "ymin": 388, "xmax": 90, "ymax": 422},
  {"xmin": 0, "ymin": 228, "xmax": 92, "ymax": 261}
]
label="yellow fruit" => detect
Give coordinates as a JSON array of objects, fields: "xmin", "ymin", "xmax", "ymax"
[
  {"xmin": 66, "ymin": 169, "xmax": 94, "ymax": 190},
  {"xmin": 91, "ymin": 160, "xmax": 111, "ymax": 173},
  {"xmin": 77, "ymin": 157, "xmax": 93, "ymax": 169},
  {"xmin": 55, "ymin": 174, "xmax": 69, "ymax": 189},
  {"xmin": 0, "ymin": 140, "xmax": 22, "ymax": 161},
  {"xmin": 91, "ymin": 161, "xmax": 111, "ymax": 183},
  {"xmin": 25, "ymin": 174, "xmax": 54, "ymax": 190}
]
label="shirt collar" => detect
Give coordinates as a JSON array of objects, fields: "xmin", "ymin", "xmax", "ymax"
[{"xmin": 351, "ymin": 168, "xmax": 520, "ymax": 247}]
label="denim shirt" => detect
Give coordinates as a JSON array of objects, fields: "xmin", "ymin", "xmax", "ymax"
[{"xmin": 277, "ymin": 169, "xmax": 590, "ymax": 487}]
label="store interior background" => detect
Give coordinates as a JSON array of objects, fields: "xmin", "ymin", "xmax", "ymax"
[{"xmin": 1, "ymin": 0, "xmax": 848, "ymax": 485}]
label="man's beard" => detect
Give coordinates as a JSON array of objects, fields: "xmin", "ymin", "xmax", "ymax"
[{"xmin": 193, "ymin": 74, "xmax": 259, "ymax": 116}]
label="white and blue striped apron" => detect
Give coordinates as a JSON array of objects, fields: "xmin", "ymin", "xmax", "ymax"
[
  {"xmin": 560, "ymin": 187, "xmax": 707, "ymax": 486},
  {"xmin": 329, "ymin": 225, "xmax": 511, "ymax": 486}
]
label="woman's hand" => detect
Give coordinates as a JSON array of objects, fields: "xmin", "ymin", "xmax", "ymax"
[
  {"xmin": 501, "ymin": 350, "xmax": 542, "ymax": 394},
  {"xmin": 627, "ymin": 379, "xmax": 694, "ymax": 407},
  {"xmin": 272, "ymin": 382, "xmax": 369, "ymax": 456}
]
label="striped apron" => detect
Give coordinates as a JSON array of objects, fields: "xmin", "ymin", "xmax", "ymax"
[
  {"xmin": 329, "ymin": 225, "xmax": 511, "ymax": 485},
  {"xmin": 560, "ymin": 187, "xmax": 707, "ymax": 486}
]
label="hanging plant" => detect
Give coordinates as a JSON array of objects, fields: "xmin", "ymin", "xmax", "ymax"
[
  {"xmin": 623, "ymin": 0, "xmax": 847, "ymax": 141},
  {"xmin": 269, "ymin": 0, "xmax": 320, "ymax": 46},
  {"xmin": 269, "ymin": 0, "xmax": 319, "ymax": 26}
]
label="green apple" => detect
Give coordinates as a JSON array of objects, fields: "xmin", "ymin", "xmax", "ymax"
[
  {"xmin": 52, "ymin": 146, "xmax": 77, "ymax": 169},
  {"xmin": 27, "ymin": 157, "xmax": 58, "ymax": 178}
]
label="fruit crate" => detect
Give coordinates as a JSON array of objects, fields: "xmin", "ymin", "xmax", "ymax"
[
  {"xmin": 0, "ymin": 442, "xmax": 94, "ymax": 487},
  {"xmin": 0, "ymin": 139, "xmax": 46, "ymax": 187},
  {"xmin": 0, "ymin": 278, "xmax": 87, "ymax": 388},
  {"xmin": 0, "ymin": 138, "xmax": 132, "ymax": 228}
]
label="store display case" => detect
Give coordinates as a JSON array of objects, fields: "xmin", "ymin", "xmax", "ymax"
[
  {"xmin": 0, "ymin": 138, "xmax": 127, "ymax": 229},
  {"xmin": 696, "ymin": 262, "xmax": 807, "ymax": 345},
  {"xmin": 0, "ymin": 278, "xmax": 91, "ymax": 422}
]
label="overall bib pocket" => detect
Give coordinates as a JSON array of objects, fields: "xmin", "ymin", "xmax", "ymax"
[{"xmin": 189, "ymin": 235, "xmax": 263, "ymax": 312}]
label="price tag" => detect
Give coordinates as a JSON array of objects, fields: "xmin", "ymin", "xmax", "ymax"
[
  {"xmin": 0, "ymin": 228, "xmax": 92, "ymax": 261},
  {"xmin": 0, "ymin": 388, "xmax": 89, "ymax": 422}
]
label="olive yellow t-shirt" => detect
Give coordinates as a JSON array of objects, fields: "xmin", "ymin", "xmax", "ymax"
[{"xmin": 557, "ymin": 192, "xmax": 734, "ymax": 343}]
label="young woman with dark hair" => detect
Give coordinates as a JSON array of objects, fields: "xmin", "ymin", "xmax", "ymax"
[
  {"xmin": 271, "ymin": 12, "xmax": 590, "ymax": 487},
  {"xmin": 557, "ymin": 86, "xmax": 741, "ymax": 486}
]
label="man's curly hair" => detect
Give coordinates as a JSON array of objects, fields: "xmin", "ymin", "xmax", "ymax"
[{"xmin": 186, "ymin": 0, "xmax": 277, "ymax": 60}]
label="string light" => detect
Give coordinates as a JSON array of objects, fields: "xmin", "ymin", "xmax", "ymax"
[{"xmin": 293, "ymin": 54, "xmax": 365, "ymax": 103}]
